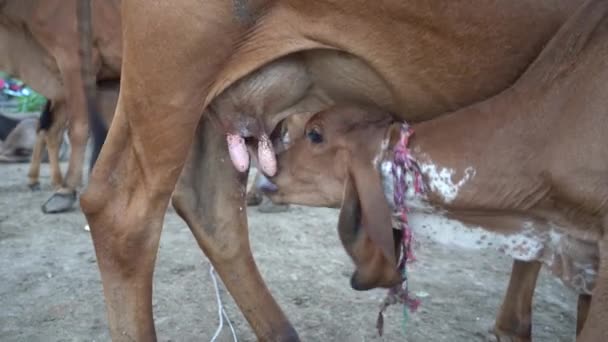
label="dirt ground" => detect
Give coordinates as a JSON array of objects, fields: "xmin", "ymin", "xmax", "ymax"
[{"xmin": 0, "ymin": 161, "xmax": 578, "ymax": 341}]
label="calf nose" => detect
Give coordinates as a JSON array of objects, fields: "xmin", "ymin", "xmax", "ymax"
[
  {"xmin": 350, "ymin": 271, "xmax": 373, "ymax": 291},
  {"xmin": 256, "ymin": 173, "xmax": 278, "ymax": 193}
]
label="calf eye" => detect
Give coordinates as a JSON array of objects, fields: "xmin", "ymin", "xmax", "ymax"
[{"xmin": 307, "ymin": 128, "xmax": 323, "ymax": 144}]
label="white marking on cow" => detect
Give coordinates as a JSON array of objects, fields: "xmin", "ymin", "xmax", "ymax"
[
  {"xmin": 379, "ymin": 160, "xmax": 435, "ymax": 213},
  {"xmin": 372, "ymin": 138, "xmax": 389, "ymax": 169},
  {"xmin": 419, "ymin": 161, "xmax": 476, "ymax": 203},
  {"xmin": 409, "ymin": 213, "xmax": 545, "ymax": 261},
  {"xmin": 375, "ymin": 152, "xmax": 597, "ymax": 294}
]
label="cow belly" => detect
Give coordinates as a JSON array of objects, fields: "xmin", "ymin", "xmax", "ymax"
[
  {"xmin": 409, "ymin": 212, "xmax": 597, "ymax": 294},
  {"xmin": 409, "ymin": 213, "xmax": 545, "ymax": 260}
]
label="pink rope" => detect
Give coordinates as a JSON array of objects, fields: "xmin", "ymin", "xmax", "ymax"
[{"xmin": 376, "ymin": 123, "xmax": 425, "ymax": 336}]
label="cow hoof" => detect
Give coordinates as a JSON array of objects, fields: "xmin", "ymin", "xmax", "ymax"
[
  {"xmin": 28, "ymin": 182, "xmax": 41, "ymax": 191},
  {"xmin": 41, "ymin": 191, "xmax": 77, "ymax": 214},
  {"xmin": 246, "ymin": 190, "xmax": 263, "ymax": 206},
  {"xmin": 258, "ymin": 198, "xmax": 290, "ymax": 213}
]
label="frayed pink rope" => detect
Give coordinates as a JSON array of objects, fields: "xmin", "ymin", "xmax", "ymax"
[{"xmin": 377, "ymin": 123, "xmax": 425, "ymax": 336}]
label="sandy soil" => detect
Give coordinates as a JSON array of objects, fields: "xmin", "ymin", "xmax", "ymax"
[{"xmin": 0, "ymin": 161, "xmax": 578, "ymax": 341}]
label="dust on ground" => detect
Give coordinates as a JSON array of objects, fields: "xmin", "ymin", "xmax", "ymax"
[{"xmin": 0, "ymin": 161, "xmax": 577, "ymax": 341}]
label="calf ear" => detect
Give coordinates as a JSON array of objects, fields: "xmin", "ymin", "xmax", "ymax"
[{"xmin": 338, "ymin": 156, "xmax": 396, "ymax": 266}]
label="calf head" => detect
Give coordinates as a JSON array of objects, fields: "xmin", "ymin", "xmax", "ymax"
[{"xmin": 262, "ymin": 105, "xmax": 402, "ymax": 290}]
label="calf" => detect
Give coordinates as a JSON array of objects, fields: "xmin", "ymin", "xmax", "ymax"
[{"xmin": 261, "ymin": 3, "xmax": 608, "ymax": 339}]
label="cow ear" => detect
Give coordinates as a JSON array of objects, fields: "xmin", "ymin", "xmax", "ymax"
[
  {"xmin": 337, "ymin": 174, "xmax": 361, "ymax": 253},
  {"xmin": 338, "ymin": 154, "xmax": 396, "ymax": 266}
]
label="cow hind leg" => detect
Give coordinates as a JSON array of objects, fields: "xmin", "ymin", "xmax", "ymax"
[
  {"xmin": 492, "ymin": 260, "xmax": 542, "ymax": 342},
  {"xmin": 45, "ymin": 103, "xmax": 68, "ymax": 190},
  {"xmin": 172, "ymin": 117, "xmax": 298, "ymax": 341},
  {"xmin": 40, "ymin": 113, "xmax": 85, "ymax": 213},
  {"xmin": 80, "ymin": 0, "xmax": 293, "ymax": 340},
  {"xmin": 41, "ymin": 104, "xmax": 72, "ymax": 212},
  {"xmin": 27, "ymin": 129, "xmax": 46, "ymax": 191}
]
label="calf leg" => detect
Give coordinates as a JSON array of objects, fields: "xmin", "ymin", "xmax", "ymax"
[
  {"xmin": 172, "ymin": 117, "xmax": 298, "ymax": 340},
  {"xmin": 493, "ymin": 260, "xmax": 542, "ymax": 342}
]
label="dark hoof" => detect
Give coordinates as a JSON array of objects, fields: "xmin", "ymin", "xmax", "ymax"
[
  {"xmin": 258, "ymin": 198, "xmax": 290, "ymax": 213},
  {"xmin": 246, "ymin": 190, "xmax": 263, "ymax": 206},
  {"xmin": 41, "ymin": 191, "xmax": 77, "ymax": 214},
  {"xmin": 28, "ymin": 182, "xmax": 41, "ymax": 191}
]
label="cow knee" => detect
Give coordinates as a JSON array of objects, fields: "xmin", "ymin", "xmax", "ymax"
[
  {"xmin": 80, "ymin": 174, "xmax": 110, "ymax": 218},
  {"xmin": 83, "ymin": 184, "xmax": 163, "ymax": 275}
]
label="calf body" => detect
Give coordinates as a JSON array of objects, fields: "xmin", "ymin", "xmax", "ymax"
[{"xmin": 265, "ymin": 1, "xmax": 608, "ymax": 339}]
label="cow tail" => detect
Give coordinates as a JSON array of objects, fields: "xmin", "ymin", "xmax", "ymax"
[{"xmin": 77, "ymin": 0, "xmax": 107, "ymax": 171}]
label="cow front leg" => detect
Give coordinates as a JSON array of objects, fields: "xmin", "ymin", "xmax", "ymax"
[
  {"xmin": 492, "ymin": 260, "xmax": 542, "ymax": 342},
  {"xmin": 172, "ymin": 116, "xmax": 299, "ymax": 341}
]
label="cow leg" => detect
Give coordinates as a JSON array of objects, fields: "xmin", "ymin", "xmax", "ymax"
[
  {"xmin": 44, "ymin": 103, "xmax": 68, "ymax": 190},
  {"xmin": 40, "ymin": 63, "xmax": 87, "ymax": 213},
  {"xmin": 80, "ymin": 1, "xmax": 290, "ymax": 340},
  {"xmin": 27, "ymin": 129, "xmax": 46, "ymax": 190},
  {"xmin": 492, "ymin": 260, "xmax": 542, "ymax": 342},
  {"xmin": 172, "ymin": 117, "xmax": 298, "ymax": 340},
  {"xmin": 576, "ymin": 294, "xmax": 591, "ymax": 336},
  {"xmin": 577, "ymin": 234, "xmax": 608, "ymax": 342},
  {"xmin": 246, "ymin": 171, "xmax": 265, "ymax": 206}
]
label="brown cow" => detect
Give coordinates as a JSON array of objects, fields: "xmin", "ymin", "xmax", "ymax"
[
  {"xmin": 0, "ymin": 0, "xmax": 121, "ymax": 212},
  {"xmin": 80, "ymin": 0, "xmax": 583, "ymax": 340},
  {"xmin": 261, "ymin": 1, "xmax": 608, "ymax": 340}
]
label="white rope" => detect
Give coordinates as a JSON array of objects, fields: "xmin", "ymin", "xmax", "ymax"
[{"xmin": 209, "ymin": 265, "xmax": 238, "ymax": 342}]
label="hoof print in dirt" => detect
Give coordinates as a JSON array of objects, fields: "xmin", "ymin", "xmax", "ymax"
[
  {"xmin": 258, "ymin": 198, "xmax": 290, "ymax": 213},
  {"xmin": 42, "ymin": 191, "xmax": 77, "ymax": 214},
  {"xmin": 28, "ymin": 182, "xmax": 41, "ymax": 191}
]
